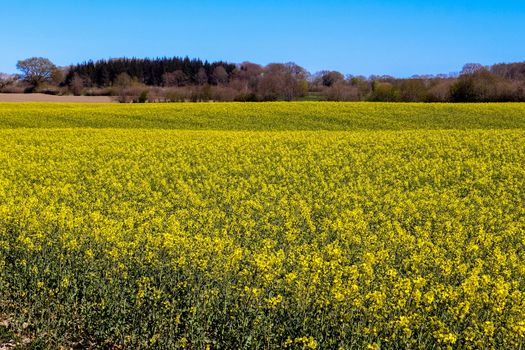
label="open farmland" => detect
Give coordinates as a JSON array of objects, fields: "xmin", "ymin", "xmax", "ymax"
[{"xmin": 0, "ymin": 102, "xmax": 525, "ymax": 349}]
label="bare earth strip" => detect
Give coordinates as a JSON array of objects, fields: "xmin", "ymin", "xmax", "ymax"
[{"xmin": 0, "ymin": 93, "xmax": 114, "ymax": 103}]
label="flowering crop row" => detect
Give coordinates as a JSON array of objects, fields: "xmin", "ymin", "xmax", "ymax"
[
  {"xmin": 0, "ymin": 103, "xmax": 524, "ymax": 348},
  {"xmin": 0, "ymin": 102, "xmax": 524, "ymax": 130}
]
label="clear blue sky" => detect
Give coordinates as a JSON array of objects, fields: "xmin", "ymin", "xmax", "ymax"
[{"xmin": 1, "ymin": 0, "xmax": 524, "ymax": 77}]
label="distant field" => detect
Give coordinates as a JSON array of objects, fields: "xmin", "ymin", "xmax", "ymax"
[
  {"xmin": 1, "ymin": 103, "xmax": 524, "ymax": 349},
  {"xmin": 0, "ymin": 93, "xmax": 113, "ymax": 103},
  {"xmin": 1, "ymin": 102, "xmax": 525, "ymax": 129}
]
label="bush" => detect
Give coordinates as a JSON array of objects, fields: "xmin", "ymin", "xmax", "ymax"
[
  {"xmin": 234, "ymin": 92, "xmax": 257, "ymax": 102},
  {"xmin": 137, "ymin": 90, "xmax": 149, "ymax": 103},
  {"xmin": 323, "ymin": 82, "xmax": 359, "ymax": 101},
  {"xmin": 164, "ymin": 87, "xmax": 191, "ymax": 102},
  {"xmin": 368, "ymin": 82, "xmax": 400, "ymax": 102},
  {"xmin": 211, "ymin": 86, "xmax": 238, "ymax": 101}
]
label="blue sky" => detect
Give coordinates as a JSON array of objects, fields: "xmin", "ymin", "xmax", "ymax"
[{"xmin": 1, "ymin": 0, "xmax": 524, "ymax": 77}]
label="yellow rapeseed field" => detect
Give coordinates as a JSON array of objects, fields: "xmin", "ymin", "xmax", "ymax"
[{"xmin": 0, "ymin": 102, "xmax": 524, "ymax": 349}]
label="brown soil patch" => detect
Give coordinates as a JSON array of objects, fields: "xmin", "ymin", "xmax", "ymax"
[{"xmin": 0, "ymin": 93, "xmax": 114, "ymax": 103}]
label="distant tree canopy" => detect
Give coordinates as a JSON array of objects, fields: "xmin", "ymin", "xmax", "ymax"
[
  {"xmin": 449, "ymin": 63, "xmax": 525, "ymax": 102},
  {"xmin": 6, "ymin": 56, "xmax": 525, "ymax": 102},
  {"xmin": 64, "ymin": 57, "xmax": 237, "ymax": 88}
]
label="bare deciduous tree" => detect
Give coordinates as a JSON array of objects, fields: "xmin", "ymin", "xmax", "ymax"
[
  {"xmin": 258, "ymin": 63, "xmax": 303, "ymax": 101},
  {"xmin": 211, "ymin": 66, "xmax": 228, "ymax": 85},
  {"xmin": 321, "ymin": 71, "xmax": 345, "ymax": 87},
  {"xmin": 69, "ymin": 73, "xmax": 85, "ymax": 96},
  {"xmin": 0, "ymin": 73, "xmax": 17, "ymax": 90},
  {"xmin": 16, "ymin": 57, "xmax": 57, "ymax": 88},
  {"xmin": 232, "ymin": 62, "xmax": 263, "ymax": 93},
  {"xmin": 114, "ymin": 73, "xmax": 132, "ymax": 88},
  {"xmin": 461, "ymin": 63, "xmax": 484, "ymax": 76},
  {"xmin": 285, "ymin": 62, "xmax": 309, "ymax": 80},
  {"xmin": 196, "ymin": 68, "xmax": 208, "ymax": 85},
  {"xmin": 163, "ymin": 70, "xmax": 189, "ymax": 87}
]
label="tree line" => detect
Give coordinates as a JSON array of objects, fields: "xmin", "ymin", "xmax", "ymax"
[{"xmin": 2, "ymin": 57, "xmax": 525, "ymax": 102}]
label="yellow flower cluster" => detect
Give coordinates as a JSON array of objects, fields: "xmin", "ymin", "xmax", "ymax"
[{"xmin": 0, "ymin": 102, "xmax": 524, "ymax": 349}]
